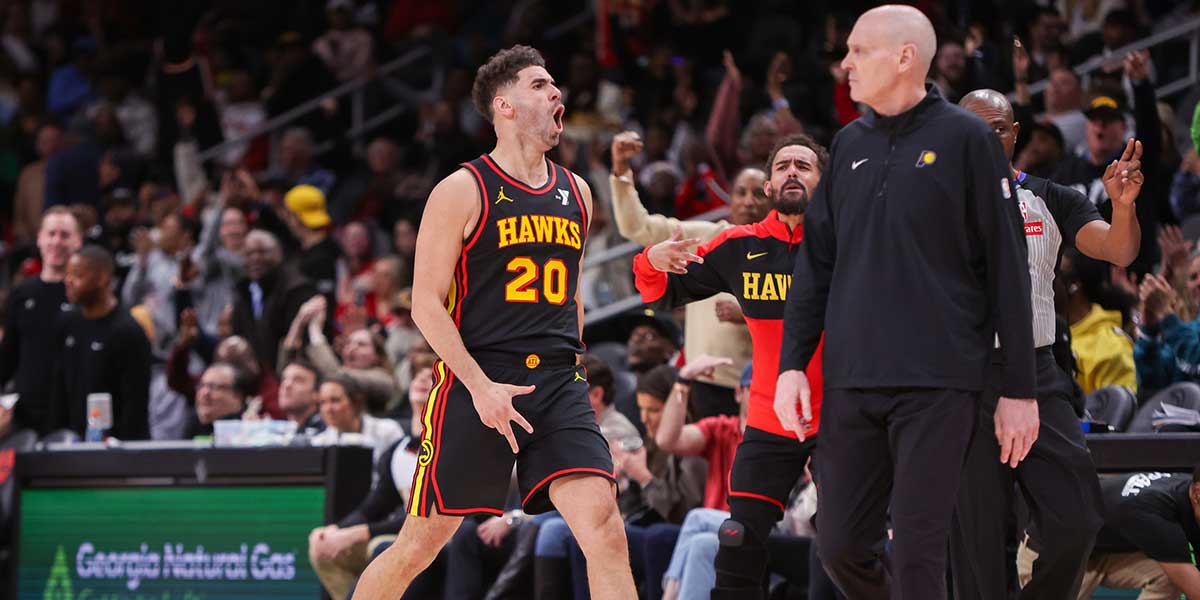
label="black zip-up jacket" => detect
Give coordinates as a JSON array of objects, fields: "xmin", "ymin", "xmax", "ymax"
[{"xmin": 779, "ymin": 86, "xmax": 1036, "ymax": 398}]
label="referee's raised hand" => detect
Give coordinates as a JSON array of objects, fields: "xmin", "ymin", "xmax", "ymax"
[
  {"xmin": 994, "ymin": 396, "xmax": 1039, "ymax": 468},
  {"xmin": 1103, "ymin": 138, "xmax": 1144, "ymax": 209},
  {"xmin": 647, "ymin": 226, "xmax": 703, "ymax": 274},
  {"xmin": 470, "ymin": 380, "xmax": 536, "ymax": 454}
]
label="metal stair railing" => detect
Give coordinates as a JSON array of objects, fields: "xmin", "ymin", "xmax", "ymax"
[
  {"xmin": 583, "ymin": 194, "xmax": 730, "ymax": 322},
  {"xmin": 1026, "ymin": 15, "xmax": 1200, "ymax": 99},
  {"xmin": 194, "ymin": 44, "xmax": 434, "ymax": 165},
  {"xmin": 192, "ymin": 5, "xmax": 600, "ymax": 167}
]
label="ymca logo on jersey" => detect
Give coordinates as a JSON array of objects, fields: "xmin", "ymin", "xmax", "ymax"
[{"xmin": 556, "ymin": 188, "xmax": 570, "ymax": 206}]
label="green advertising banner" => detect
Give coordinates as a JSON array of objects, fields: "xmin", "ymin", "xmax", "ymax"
[{"xmin": 18, "ymin": 486, "xmax": 326, "ymax": 600}]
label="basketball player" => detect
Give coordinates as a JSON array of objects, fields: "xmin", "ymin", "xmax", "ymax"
[
  {"xmin": 634, "ymin": 134, "xmax": 828, "ymax": 599},
  {"xmin": 351, "ymin": 46, "xmax": 635, "ymax": 599}
]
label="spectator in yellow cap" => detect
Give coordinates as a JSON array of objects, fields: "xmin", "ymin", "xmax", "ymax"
[{"xmin": 284, "ymin": 184, "xmax": 341, "ymax": 304}]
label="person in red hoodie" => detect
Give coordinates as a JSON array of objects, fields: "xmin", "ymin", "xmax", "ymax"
[{"xmin": 634, "ymin": 133, "xmax": 827, "ymax": 600}]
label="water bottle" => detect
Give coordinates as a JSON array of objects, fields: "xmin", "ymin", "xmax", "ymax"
[{"xmin": 86, "ymin": 393, "xmax": 113, "ymax": 442}]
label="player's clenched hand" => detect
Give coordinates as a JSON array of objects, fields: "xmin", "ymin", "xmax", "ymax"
[
  {"xmin": 995, "ymin": 396, "xmax": 1039, "ymax": 468},
  {"xmin": 647, "ymin": 227, "xmax": 703, "ymax": 275},
  {"xmin": 774, "ymin": 369, "xmax": 812, "ymax": 442},
  {"xmin": 470, "ymin": 380, "xmax": 535, "ymax": 453},
  {"xmin": 611, "ymin": 131, "xmax": 643, "ymax": 176}
]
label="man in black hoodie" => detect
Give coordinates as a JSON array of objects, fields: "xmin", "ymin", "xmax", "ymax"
[{"xmin": 774, "ymin": 6, "xmax": 1036, "ymax": 599}]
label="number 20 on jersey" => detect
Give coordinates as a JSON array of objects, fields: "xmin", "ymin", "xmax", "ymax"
[{"xmin": 505, "ymin": 257, "xmax": 568, "ymax": 304}]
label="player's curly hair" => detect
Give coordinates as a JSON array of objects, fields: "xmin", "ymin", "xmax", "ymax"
[
  {"xmin": 471, "ymin": 45, "xmax": 546, "ymax": 124},
  {"xmin": 766, "ymin": 133, "xmax": 830, "ymax": 175}
]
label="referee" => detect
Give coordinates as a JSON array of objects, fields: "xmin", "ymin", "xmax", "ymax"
[
  {"xmin": 950, "ymin": 89, "xmax": 1142, "ymax": 599},
  {"xmin": 774, "ymin": 6, "xmax": 1036, "ymax": 599}
]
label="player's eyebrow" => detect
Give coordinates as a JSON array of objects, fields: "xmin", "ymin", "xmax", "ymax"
[{"xmin": 530, "ymin": 76, "xmax": 556, "ymax": 87}]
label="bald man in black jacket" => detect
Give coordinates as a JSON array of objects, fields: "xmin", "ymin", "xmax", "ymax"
[{"xmin": 774, "ymin": 6, "xmax": 1037, "ymax": 599}]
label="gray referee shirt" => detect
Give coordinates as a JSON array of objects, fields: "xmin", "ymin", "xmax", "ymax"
[{"xmin": 1014, "ymin": 171, "xmax": 1103, "ymax": 347}]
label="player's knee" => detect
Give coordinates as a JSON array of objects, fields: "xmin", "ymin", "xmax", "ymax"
[
  {"xmin": 714, "ymin": 519, "xmax": 768, "ymax": 587},
  {"xmin": 307, "ymin": 545, "xmax": 329, "ymax": 569},
  {"xmin": 574, "ymin": 504, "xmax": 626, "ymax": 555}
]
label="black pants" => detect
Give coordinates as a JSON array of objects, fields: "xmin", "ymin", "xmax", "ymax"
[
  {"xmin": 712, "ymin": 429, "xmax": 815, "ymax": 599},
  {"xmin": 816, "ymin": 387, "xmax": 977, "ymax": 600},
  {"xmin": 950, "ymin": 348, "xmax": 1104, "ymax": 600}
]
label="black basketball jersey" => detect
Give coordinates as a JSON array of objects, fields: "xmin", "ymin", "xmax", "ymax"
[{"xmin": 453, "ymin": 154, "xmax": 587, "ymax": 357}]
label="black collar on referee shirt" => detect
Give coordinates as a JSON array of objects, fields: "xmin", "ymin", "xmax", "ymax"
[{"xmin": 861, "ymin": 84, "xmax": 944, "ymax": 135}]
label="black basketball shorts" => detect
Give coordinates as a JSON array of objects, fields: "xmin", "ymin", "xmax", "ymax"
[{"xmin": 407, "ymin": 354, "xmax": 617, "ymax": 517}]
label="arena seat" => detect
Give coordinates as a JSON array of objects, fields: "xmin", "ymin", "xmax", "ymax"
[
  {"xmin": 1128, "ymin": 382, "xmax": 1200, "ymax": 433},
  {"xmin": 1084, "ymin": 385, "xmax": 1137, "ymax": 432}
]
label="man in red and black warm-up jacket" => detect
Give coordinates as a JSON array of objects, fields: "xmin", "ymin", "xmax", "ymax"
[{"xmin": 634, "ymin": 134, "xmax": 827, "ymax": 600}]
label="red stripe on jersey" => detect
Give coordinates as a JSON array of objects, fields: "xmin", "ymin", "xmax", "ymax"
[
  {"xmin": 453, "ymin": 258, "xmax": 468, "ymax": 326},
  {"xmin": 564, "ymin": 167, "xmax": 587, "ymax": 243},
  {"xmin": 480, "ymin": 154, "xmax": 558, "ymax": 195},
  {"xmin": 460, "ymin": 162, "xmax": 490, "ymax": 252},
  {"xmin": 521, "ymin": 467, "xmax": 618, "ymax": 508},
  {"xmin": 428, "ymin": 368, "xmax": 454, "ymax": 516},
  {"xmin": 434, "ymin": 505, "xmax": 505, "ymax": 516},
  {"xmin": 694, "ymin": 211, "xmax": 801, "ymax": 258},
  {"xmin": 727, "ymin": 488, "xmax": 785, "ymax": 511}
]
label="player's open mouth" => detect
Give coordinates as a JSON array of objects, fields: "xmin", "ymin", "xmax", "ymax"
[{"xmin": 552, "ymin": 105, "xmax": 565, "ymax": 132}]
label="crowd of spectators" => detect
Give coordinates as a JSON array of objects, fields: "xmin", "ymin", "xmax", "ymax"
[{"xmin": 1, "ymin": 0, "xmax": 1200, "ymax": 598}]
